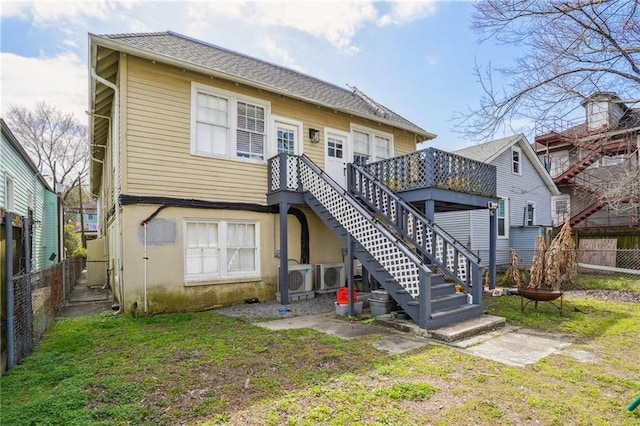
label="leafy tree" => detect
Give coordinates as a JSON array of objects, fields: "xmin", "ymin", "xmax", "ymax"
[
  {"xmin": 5, "ymin": 102, "xmax": 88, "ymax": 190},
  {"xmin": 63, "ymin": 224, "xmax": 81, "ymax": 257},
  {"xmin": 456, "ymin": 0, "xmax": 640, "ymax": 139}
]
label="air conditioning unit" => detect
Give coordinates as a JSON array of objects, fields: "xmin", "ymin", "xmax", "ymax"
[
  {"xmin": 277, "ymin": 264, "xmax": 313, "ymax": 294},
  {"xmin": 315, "ymin": 263, "xmax": 345, "ymax": 291}
]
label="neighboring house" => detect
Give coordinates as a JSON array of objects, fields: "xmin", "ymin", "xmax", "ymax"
[
  {"xmin": 435, "ymin": 134, "xmax": 560, "ymax": 266},
  {"xmin": 534, "ymin": 92, "xmax": 640, "ymax": 234},
  {"xmin": 89, "ymin": 31, "xmax": 496, "ymax": 328},
  {"xmin": 1, "ymin": 119, "xmax": 61, "ymax": 273},
  {"xmin": 67, "ymin": 199, "xmax": 99, "ymax": 241}
]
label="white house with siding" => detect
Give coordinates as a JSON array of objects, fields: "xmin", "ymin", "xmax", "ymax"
[{"xmin": 435, "ymin": 134, "xmax": 560, "ymax": 266}]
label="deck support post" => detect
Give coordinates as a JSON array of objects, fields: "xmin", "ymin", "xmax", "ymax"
[
  {"xmin": 489, "ymin": 204, "xmax": 497, "ymax": 290},
  {"xmin": 279, "ymin": 199, "xmax": 289, "ymax": 305}
]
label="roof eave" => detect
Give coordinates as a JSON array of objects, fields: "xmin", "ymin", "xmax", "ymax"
[{"xmin": 89, "ymin": 34, "xmax": 434, "ymax": 141}]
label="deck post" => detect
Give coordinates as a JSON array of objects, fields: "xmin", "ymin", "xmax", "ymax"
[
  {"xmin": 5, "ymin": 210, "xmax": 15, "ymax": 369},
  {"xmin": 489, "ymin": 204, "xmax": 497, "ymax": 290},
  {"xmin": 346, "ymin": 235, "xmax": 354, "ymax": 316}
]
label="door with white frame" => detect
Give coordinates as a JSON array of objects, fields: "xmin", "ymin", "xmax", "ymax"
[{"xmin": 324, "ymin": 128, "xmax": 350, "ymax": 188}]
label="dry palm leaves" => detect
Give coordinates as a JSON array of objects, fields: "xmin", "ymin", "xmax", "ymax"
[
  {"xmin": 528, "ymin": 235, "xmax": 546, "ymax": 288},
  {"xmin": 502, "ymin": 248, "xmax": 523, "ymax": 287},
  {"xmin": 544, "ymin": 220, "xmax": 577, "ymax": 291}
]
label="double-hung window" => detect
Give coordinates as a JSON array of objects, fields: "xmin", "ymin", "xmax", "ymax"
[
  {"xmin": 353, "ymin": 130, "xmax": 371, "ymax": 165},
  {"xmin": 497, "ymin": 198, "xmax": 508, "ymax": 238},
  {"xmin": 512, "ymin": 146, "xmax": 522, "ymax": 175},
  {"xmin": 192, "ymin": 83, "xmax": 269, "ymax": 161},
  {"xmin": 184, "ymin": 219, "xmax": 259, "ymax": 282},
  {"xmin": 350, "ymin": 125, "xmax": 393, "ymax": 164},
  {"xmin": 526, "ymin": 201, "xmax": 535, "ymax": 226}
]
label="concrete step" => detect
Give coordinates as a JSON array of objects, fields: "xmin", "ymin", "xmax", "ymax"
[{"xmin": 427, "ymin": 315, "xmax": 506, "ymax": 342}]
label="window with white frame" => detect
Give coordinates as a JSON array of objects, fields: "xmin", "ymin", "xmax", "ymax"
[
  {"xmin": 512, "ymin": 146, "xmax": 522, "ymax": 175},
  {"xmin": 184, "ymin": 219, "xmax": 259, "ymax": 281},
  {"xmin": 526, "ymin": 201, "xmax": 535, "ymax": 226},
  {"xmin": 497, "ymin": 198, "xmax": 508, "ymax": 238},
  {"xmin": 351, "ymin": 125, "xmax": 393, "ymax": 164},
  {"xmin": 273, "ymin": 117, "xmax": 302, "ymax": 156},
  {"xmin": 352, "ymin": 130, "xmax": 370, "ymax": 164},
  {"xmin": 552, "ymin": 195, "xmax": 570, "ymax": 227},
  {"xmin": 191, "ymin": 83, "xmax": 269, "ymax": 161},
  {"xmin": 5, "ymin": 175, "xmax": 14, "ymax": 212}
]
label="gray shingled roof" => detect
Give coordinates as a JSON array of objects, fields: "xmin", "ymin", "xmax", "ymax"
[
  {"xmin": 453, "ymin": 134, "xmax": 521, "ymax": 163},
  {"xmin": 92, "ymin": 31, "xmax": 433, "ymax": 139}
]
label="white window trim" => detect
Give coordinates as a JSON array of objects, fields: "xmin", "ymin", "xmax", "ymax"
[
  {"xmin": 551, "ymin": 194, "xmax": 570, "ymax": 228},
  {"xmin": 350, "ymin": 124, "xmax": 394, "ymax": 163},
  {"xmin": 5, "ymin": 174, "xmax": 15, "ymax": 212},
  {"xmin": 271, "ymin": 115, "xmax": 303, "ymax": 157},
  {"xmin": 183, "ymin": 218, "xmax": 261, "ymax": 284},
  {"xmin": 526, "ymin": 200, "xmax": 536, "ymax": 226},
  {"xmin": 190, "ymin": 82, "xmax": 271, "ymax": 163},
  {"xmin": 497, "ymin": 197, "xmax": 509, "ymax": 239},
  {"xmin": 511, "ymin": 146, "xmax": 522, "ymax": 175}
]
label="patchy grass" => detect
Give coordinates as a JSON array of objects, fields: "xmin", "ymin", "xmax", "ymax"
[
  {"xmin": 575, "ymin": 273, "xmax": 640, "ymax": 292},
  {"xmin": 2, "ymin": 285, "xmax": 639, "ymax": 425}
]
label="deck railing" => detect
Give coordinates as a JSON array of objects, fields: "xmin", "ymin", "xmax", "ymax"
[{"xmin": 361, "ymin": 147, "xmax": 496, "ymax": 197}]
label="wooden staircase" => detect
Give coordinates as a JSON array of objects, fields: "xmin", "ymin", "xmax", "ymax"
[{"xmin": 294, "ymin": 156, "xmax": 483, "ymax": 329}]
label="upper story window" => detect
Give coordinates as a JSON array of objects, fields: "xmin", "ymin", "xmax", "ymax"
[
  {"xmin": 191, "ymin": 83, "xmax": 269, "ymax": 162},
  {"xmin": 273, "ymin": 116, "xmax": 303, "ymax": 156},
  {"xmin": 512, "ymin": 146, "xmax": 522, "ymax": 175},
  {"xmin": 351, "ymin": 125, "xmax": 393, "ymax": 165}
]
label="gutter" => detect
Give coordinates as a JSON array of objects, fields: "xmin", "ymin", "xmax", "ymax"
[
  {"xmin": 90, "ymin": 67, "xmax": 123, "ymax": 314},
  {"xmin": 89, "ymin": 33, "xmax": 436, "ymax": 142}
]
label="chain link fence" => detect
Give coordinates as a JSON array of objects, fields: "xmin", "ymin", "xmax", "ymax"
[
  {"xmin": 477, "ymin": 248, "xmax": 640, "ymax": 285},
  {"xmin": 5, "ymin": 257, "xmax": 84, "ymax": 370}
]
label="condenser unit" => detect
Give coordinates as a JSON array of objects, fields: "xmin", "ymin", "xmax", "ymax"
[
  {"xmin": 315, "ymin": 263, "xmax": 345, "ymax": 291},
  {"xmin": 277, "ymin": 264, "xmax": 313, "ymax": 294}
]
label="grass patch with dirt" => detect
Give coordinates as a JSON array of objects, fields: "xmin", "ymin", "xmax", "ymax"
[{"xmin": 2, "ymin": 275, "xmax": 639, "ymax": 425}]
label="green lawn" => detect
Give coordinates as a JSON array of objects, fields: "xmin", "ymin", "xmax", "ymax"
[{"xmin": 2, "ymin": 283, "xmax": 639, "ymax": 425}]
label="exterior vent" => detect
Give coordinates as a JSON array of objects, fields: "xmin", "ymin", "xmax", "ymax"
[
  {"xmin": 315, "ymin": 263, "xmax": 345, "ymax": 291},
  {"xmin": 277, "ymin": 264, "xmax": 312, "ymax": 294}
]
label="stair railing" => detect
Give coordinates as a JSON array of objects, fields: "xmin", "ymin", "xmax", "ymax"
[
  {"xmin": 348, "ymin": 162, "xmax": 481, "ymax": 304},
  {"xmin": 292, "ymin": 155, "xmax": 433, "ymax": 301}
]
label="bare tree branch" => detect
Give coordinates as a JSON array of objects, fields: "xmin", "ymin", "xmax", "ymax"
[
  {"xmin": 457, "ymin": 0, "xmax": 640, "ymax": 140},
  {"xmin": 6, "ymin": 102, "xmax": 88, "ymax": 191}
]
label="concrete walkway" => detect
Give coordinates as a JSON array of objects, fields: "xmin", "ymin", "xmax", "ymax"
[
  {"xmin": 258, "ymin": 312, "xmax": 574, "ymax": 367},
  {"xmin": 58, "ymin": 284, "xmax": 114, "ymax": 317}
]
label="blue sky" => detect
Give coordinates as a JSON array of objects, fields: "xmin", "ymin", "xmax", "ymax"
[{"xmin": 1, "ymin": 0, "xmax": 523, "ymax": 151}]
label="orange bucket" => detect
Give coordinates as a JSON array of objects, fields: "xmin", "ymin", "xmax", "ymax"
[{"xmin": 336, "ymin": 288, "xmax": 357, "ymax": 304}]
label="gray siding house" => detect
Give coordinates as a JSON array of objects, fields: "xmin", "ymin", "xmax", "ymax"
[{"xmin": 435, "ymin": 134, "xmax": 560, "ymax": 266}]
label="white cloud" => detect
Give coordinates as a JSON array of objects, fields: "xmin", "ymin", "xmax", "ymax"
[
  {"xmin": 1, "ymin": 52, "xmax": 88, "ymax": 123},
  {"xmin": 188, "ymin": 1, "xmax": 377, "ymax": 53},
  {"xmin": 258, "ymin": 38, "xmax": 304, "ymax": 72},
  {"xmin": 0, "ymin": 0, "xmax": 118, "ymax": 24},
  {"xmin": 378, "ymin": 0, "xmax": 437, "ymax": 27}
]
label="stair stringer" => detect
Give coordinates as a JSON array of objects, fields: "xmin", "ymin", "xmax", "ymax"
[{"xmin": 304, "ymin": 192, "xmax": 483, "ymax": 329}]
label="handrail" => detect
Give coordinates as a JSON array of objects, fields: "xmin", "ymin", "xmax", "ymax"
[
  {"xmin": 361, "ymin": 147, "xmax": 496, "ymax": 197},
  {"xmin": 349, "ymin": 162, "xmax": 480, "ymax": 293},
  {"xmin": 268, "ymin": 153, "xmax": 434, "ymax": 303}
]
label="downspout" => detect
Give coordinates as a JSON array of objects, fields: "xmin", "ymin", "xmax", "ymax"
[{"xmin": 90, "ymin": 67, "xmax": 123, "ymax": 314}]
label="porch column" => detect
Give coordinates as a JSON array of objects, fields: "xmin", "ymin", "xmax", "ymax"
[
  {"xmin": 424, "ymin": 200, "xmax": 435, "ymax": 222},
  {"xmin": 489, "ymin": 206, "xmax": 497, "ymax": 290},
  {"xmin": 346, "ymin": 235, "xmax": 354, "ymax": 316},
  {"xmin": 279, "ymin": 201, "xmax": 289, "ymax": 305}
]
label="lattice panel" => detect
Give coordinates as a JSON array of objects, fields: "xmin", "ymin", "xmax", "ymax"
[
  {"xmin": 436, "ymin": 238, "xmax": 467, "ymax": 282},
  {"xmin": 363, "ymin": 147, "xmax": 496, "ymax": 197},
  {"xmin": 269, "ymin": 156, "xmax": 281, "ymax": 191},
  {"xmin": 300, "ymin": 160, "xmax": 422, "ymax": 297},
  {"xmin": 286, "ymin": 155, "xmax": 299, "ymax": 190}
]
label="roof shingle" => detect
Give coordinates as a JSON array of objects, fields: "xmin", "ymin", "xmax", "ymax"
[{"xmin": 93, "ymin": 31, "xmax": 432, "ymax": 139}]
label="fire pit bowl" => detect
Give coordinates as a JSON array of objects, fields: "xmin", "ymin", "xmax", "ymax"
[{"xmin": 517, "ymin": 287, "xmax": 563, "ymax": 315}]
